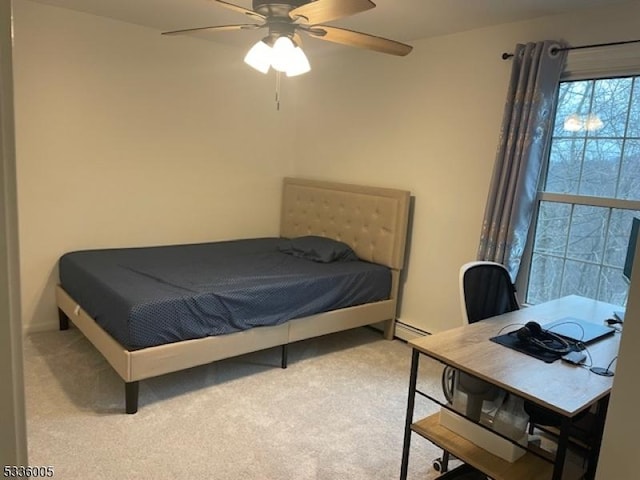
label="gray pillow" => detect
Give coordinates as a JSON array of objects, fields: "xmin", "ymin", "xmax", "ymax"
[{"xmin": 278, "ymin": 236, "xmax": 359, "ymax": 263}]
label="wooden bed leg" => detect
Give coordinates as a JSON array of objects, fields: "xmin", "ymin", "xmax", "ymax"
[
  {"xmin": 58, "ymin": 308, "xmax": 69, "ymax": 331},
  {"xmin": 281, "ymin": 344, "xmax": 288, "ymax": 369},
  {"xmin": 125, "ymin": 381, "xmax": 139, "ymax": 414}
]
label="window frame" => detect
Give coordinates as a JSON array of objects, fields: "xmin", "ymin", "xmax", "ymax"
[{"xmin": 515, "ymin": 47, "xmax": 640, "ymax": 305}]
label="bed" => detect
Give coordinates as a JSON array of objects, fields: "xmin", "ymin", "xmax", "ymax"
[{"xmin": 56, "ymin": 177, "xmax": 411, "ymax": 413}]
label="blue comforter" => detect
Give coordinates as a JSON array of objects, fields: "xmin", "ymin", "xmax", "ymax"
[{"xmin": 59, "ymin": 238, "xmax": 391, "ymax": 350}]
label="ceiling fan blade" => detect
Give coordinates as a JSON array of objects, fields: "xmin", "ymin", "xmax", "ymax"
[
  {"xmin": 290, "ymin": 0, "xmax": 375, "ymax": 24},
  {"xmin": 304, "ymin": 26, "xmax": 413, "ymax": 56},
  {"xmin": 214, "ymin": 0, "xmax": 265, "ymax": 21},
  {"xmin": 161, "ymin": 24, "xmax": 262, "ymax": 36}
]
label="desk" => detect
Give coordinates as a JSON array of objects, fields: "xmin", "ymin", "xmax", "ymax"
[{"xmin": 400, "ymin": 295, "xmax": 621, "ymax": 480}]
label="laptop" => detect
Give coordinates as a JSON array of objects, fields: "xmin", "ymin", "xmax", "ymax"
[{"xmin": 543, "ymin": 317, "xmax": 616, "ymax": 344}]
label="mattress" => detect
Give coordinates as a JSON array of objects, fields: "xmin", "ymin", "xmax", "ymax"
[{"xmin": 59, "ymin": 238, "xmax": 391, "ymax": 350}]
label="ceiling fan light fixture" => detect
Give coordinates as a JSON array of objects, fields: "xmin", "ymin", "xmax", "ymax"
[
  {"xmin": 166, "ymin": 0, "xmax": 413, "ymax": 81},
  {"xmin": 271, "ymin": 36, "xmax": 296, "ymax": 72},
  {"xmin": 285, "ymin": 46, "xmax": 311, "ymax": 77},
  {"xmin": 244, "ymin": 39, "xmax": 272, "ymax": 74}
]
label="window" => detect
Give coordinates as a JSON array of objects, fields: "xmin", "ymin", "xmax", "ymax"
[{"xmin": 525, "ymin": 75, "xmax": 640, "ymax": 307}]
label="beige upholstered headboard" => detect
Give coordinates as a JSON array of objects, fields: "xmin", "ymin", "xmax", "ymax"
[{"xmin": 280, "ymin": 178, "xmax": 410, "ymax": 270}]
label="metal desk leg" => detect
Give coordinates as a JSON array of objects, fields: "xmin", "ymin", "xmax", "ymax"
[
  {"xmin": 585, "ymin": 395, "xmax": 610, "ymax": 480},
  {"xmin": 400, "ymin": 349, "xmax": 420, "ymax": 480},
  {"xmin": 552, "ymin": 416, "xmax": 571, "ymax": 480}
]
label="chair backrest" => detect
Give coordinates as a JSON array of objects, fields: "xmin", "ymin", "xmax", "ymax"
[{"xmin": 459, "ymin": 261, "xmax": 520, "ymax": 324}]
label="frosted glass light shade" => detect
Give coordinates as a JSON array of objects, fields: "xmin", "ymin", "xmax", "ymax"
[
  {"xmin": 285, "ymin": 46, "xmax": 311, "ymax": 77},
  {"xmin": 244, "ymin": 40, "xmax": 272, "ymax": 74},
  {"xmin": 271, "ymin": 36, "xmax": 296, "ymax": 72},
  {"xmin": 244, "ymin": 36, "xmax": 311, "ymax": 76}
]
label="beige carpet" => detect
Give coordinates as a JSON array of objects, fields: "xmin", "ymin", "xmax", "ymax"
[{"xmin": 24, "ymin": 326, "xmax": 451, "ymax": 480}]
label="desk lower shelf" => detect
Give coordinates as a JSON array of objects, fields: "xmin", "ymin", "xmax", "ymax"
[{"xmin": 412, "ymin": 414, "xmax": 583, "ymax": 480}]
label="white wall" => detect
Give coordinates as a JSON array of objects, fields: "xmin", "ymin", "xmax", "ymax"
[
  {"xmin": 13, "ymin": 0, "xmax": 301, "ymax": 332},
  {"xmin": 292, "ymin": 1, "xmax": 640, "ymax": 333},
  {"xmin": 596, "ymin": 237, "xmax": 640, "ymax": 478},
  {"xmin": 14, "ymin": 0, "xmax": 640, "ymax": 336}
]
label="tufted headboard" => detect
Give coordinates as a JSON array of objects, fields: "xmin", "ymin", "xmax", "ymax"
[{"xmin": 280, "ymin": 178, "xmax": 410, "ymax": 270}]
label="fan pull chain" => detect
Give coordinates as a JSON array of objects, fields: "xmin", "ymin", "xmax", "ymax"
[{"xmin": 275, "ymin": 71, "xmax": 281, "ymax": 111}]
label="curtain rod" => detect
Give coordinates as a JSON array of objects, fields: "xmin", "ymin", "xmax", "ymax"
[{"xmin": 501, "ymin": 38, "xmax": 640, "ymax": 60}]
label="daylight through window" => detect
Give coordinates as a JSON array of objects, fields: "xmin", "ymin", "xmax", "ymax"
[{"xmin": 526, "ymin": 75, "xmax": 640, "ymax": 307}]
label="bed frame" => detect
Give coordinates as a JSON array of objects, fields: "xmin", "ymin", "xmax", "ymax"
[{"xmin": 56, "ymin": 177, "xmax": 410, "ymax": 413}]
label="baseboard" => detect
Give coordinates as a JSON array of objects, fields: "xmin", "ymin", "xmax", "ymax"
[
  {"xmin": 394, "ymin": 321, "xmax": 430, "ymax": 342},
  {"xmin": 23, "ymin": 321, "xmax": 59, "ymax": 335}
]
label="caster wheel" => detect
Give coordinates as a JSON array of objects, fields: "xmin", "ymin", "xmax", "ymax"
[{"xmin": 432, "ymin": 459, "xmax": 443, "ymax": 472}]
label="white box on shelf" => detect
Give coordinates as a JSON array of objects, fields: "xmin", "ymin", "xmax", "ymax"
[{"xmin": 439, "ymin": 407, "xmax": 527, "ymax": 462}]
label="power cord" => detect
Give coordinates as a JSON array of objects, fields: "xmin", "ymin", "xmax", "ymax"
[
  {"xmin": 495, "ymin": 320, "xmax": 616, "ymax": 374},
  {"xmin": 544, "ymin": 320, "xmax": 585, "ymax": 342},
  {"xmin": 590, "ymin": 356, "xmax": 617, "ymax": 377},
  {"xmin": 498, "ymin": 320, "xmax": 593, "ymax": 363},
  {"xmin": 496, "ymin": 323, "xmax": 526, "ymax": 336}
]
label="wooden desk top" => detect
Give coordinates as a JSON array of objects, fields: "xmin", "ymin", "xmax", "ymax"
[{"xmin": 409, "ymin": 295, "xmax": 621, "ymax": 417}]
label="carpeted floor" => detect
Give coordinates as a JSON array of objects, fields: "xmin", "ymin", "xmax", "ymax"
[{"xmin": 24, "ymin": 326, "xmax": 451, "ymax": 480}]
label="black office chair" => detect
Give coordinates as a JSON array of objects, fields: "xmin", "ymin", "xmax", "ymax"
[
  {"xmin": 435, "ymin": 261, "xmax": 594, "ymax": 474},
  {"xmin": 434, "ymin": 261, "xmax": 518, "ymax": 474},
  {"xmin": 458, "ymin": 261, "xmax": 520, "ymax": 325}
]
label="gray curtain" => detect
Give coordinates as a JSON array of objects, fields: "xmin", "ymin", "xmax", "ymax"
[{"xmin": 477, "ymin": 41, "xmax": 568, "ymax": 279}]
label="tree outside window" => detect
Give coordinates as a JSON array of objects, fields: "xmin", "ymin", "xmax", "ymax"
[{"xmin": 526, "ymin": 76, "xmax": 640, "ymax": 307}]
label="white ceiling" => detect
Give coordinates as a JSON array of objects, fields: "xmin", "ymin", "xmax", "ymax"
[{"xmin": 28, "ymin": 0, "xmax": 637, "ymax": 53}]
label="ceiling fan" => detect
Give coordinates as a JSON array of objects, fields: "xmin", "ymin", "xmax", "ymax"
[{"xmin": 162, "ymin": 0, "xmax": 413, "ymax": 77}]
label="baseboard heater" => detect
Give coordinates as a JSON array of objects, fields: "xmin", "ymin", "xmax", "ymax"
[{"xmin": 395, "ymin": 321, "xmax": 430, "ymax": 342}]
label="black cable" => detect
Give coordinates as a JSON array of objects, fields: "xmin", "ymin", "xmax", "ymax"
[
  {"xmin": 580, "ymin": 346, "xmax": 594, "ymax": 368},
  {"xmin": 605, "ymin": 355, "xmax": 618, "ymax": 371},
  {"xmin": 544, "ymin": 320, "xmax": 597, "ymax": 365},
  {"xmin": 544, "ymin": 320, "xmax": 585, "ymax": 343},
  {"xmin": 590, "ymin": 355, "xmax": 617, "ymax": 377},
  {"xmin": 496, "ymin": 323, "xmax": 525, "ymax": 336},
  {"xmin": 497, "ymin": 320, "xmax": 590, "ymax": 359}
]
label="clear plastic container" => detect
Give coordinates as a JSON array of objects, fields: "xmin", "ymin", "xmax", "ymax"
[
  {"xmin": 492, "ymin": 393, "xmax": 529, "ymax": 443},
  {"xmin": 451, "ymin": 371, "xmax": 505, "ymax": 424}
]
